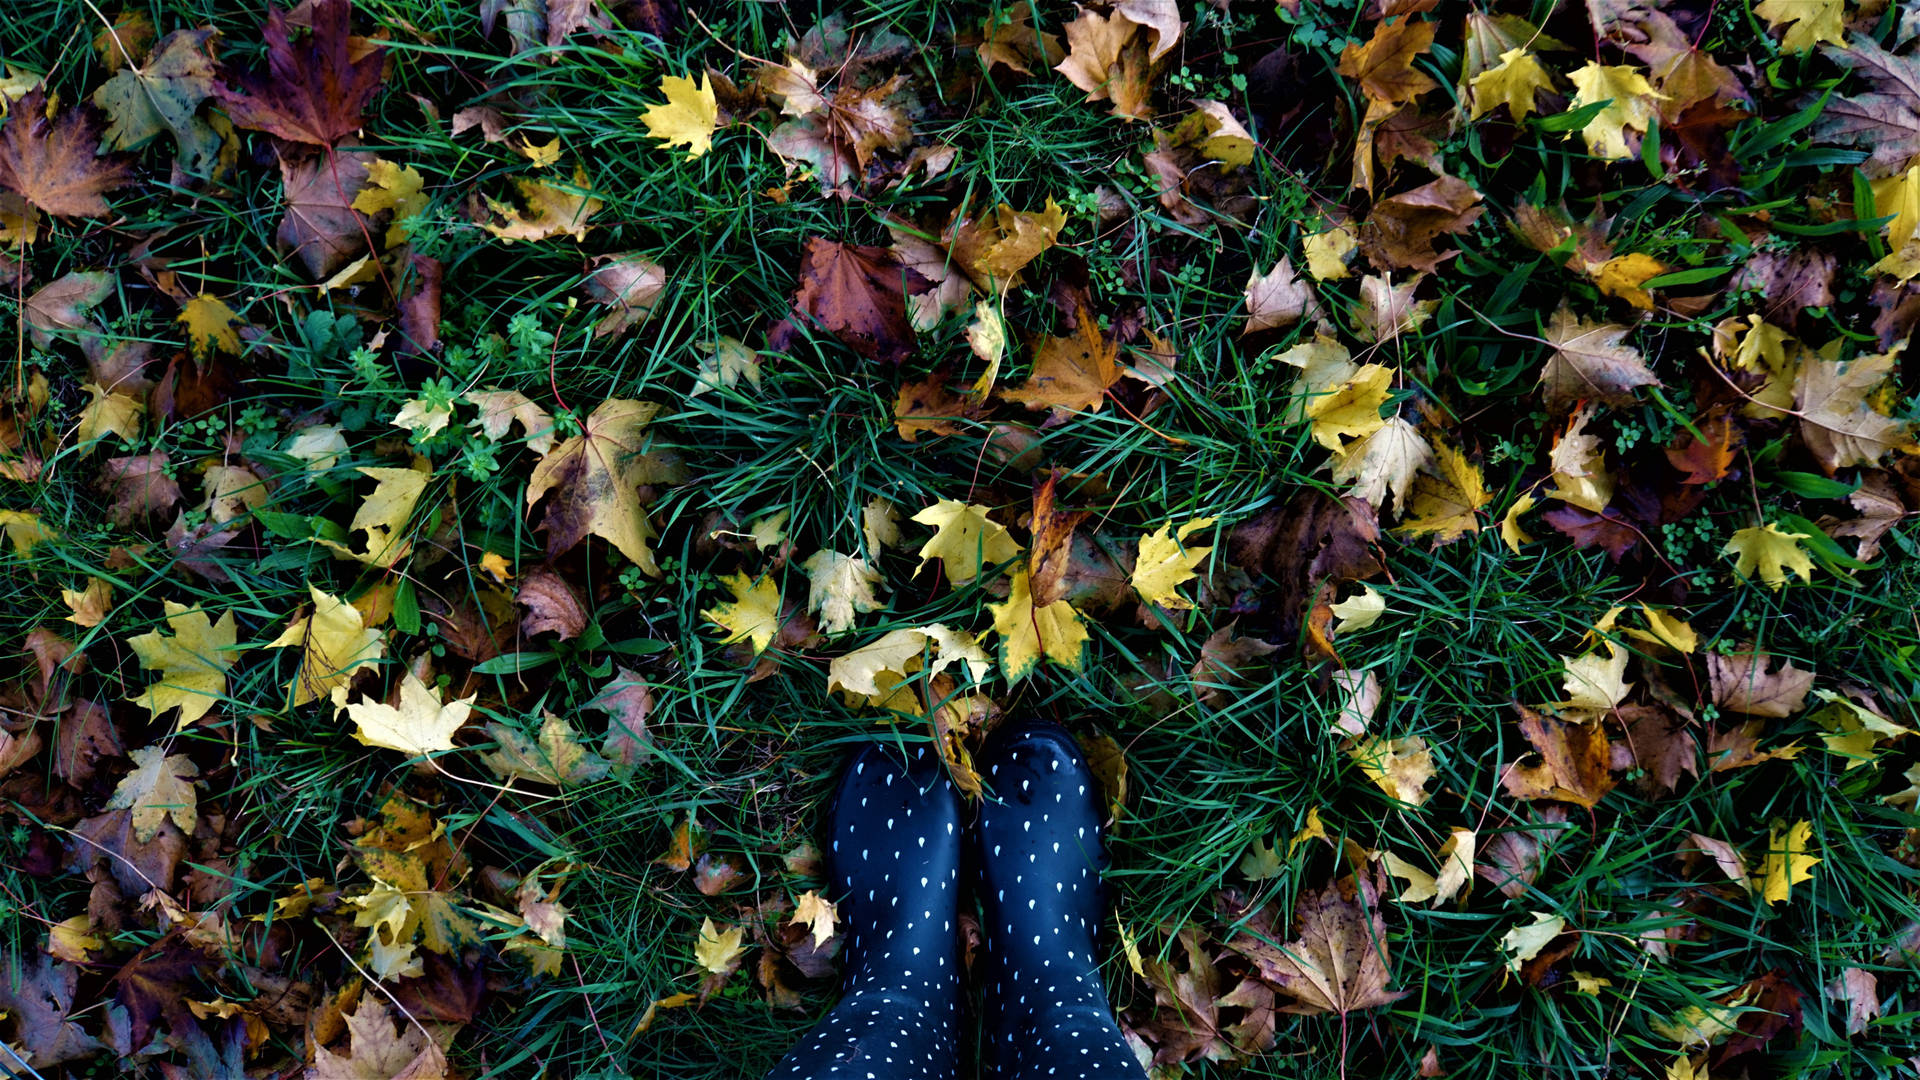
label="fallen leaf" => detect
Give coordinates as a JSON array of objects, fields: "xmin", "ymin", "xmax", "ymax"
[
  {"xmin": 309, "ymin": 996, "xmax": 447, "ymax": 1080},
  {"xmin": 1330, "ymin": 584, "xmax": 1385, "ymax": 634},
  {"xmin": 1396, "ymin": 441, "xmax": 1489, "ymax": 543},
  {"xmin": 1304, "ymin": 222, "xmax": 1359, "ymax": 280},
  {"xmin": 1363, "ymin": 175, "xmax": 1484, "ymax": 272},
  {"xmin": 61, "ymin": 577, "xmax": 114, "ymax": 627},
  {"xmin": 314, "ymin": 466, "xmax": 429, "ymax": 568},
  {"xmin": 1825, "ymin": 968, "xmax": 1879, "ymax": 1036},
  {"xmin": 1795, "ymin": 349, "xmax": 1916, "ymax": 472},
  {"xmin": 1054, "ymin": 8, "xmax": 1157, "ymax": 121},
  {"xmin": 1503, "ymin": 703, "xmax": 1614, "ymax": 808},
  {"xmin": 91, "ymin": 29, "xmax": 221, "ymax": 176},
  {"xmin": 1595, "ymin": 252, "xmax": 1666, "ymax": 311},
  {"xmin": 1380, "ymin": 851, "xmax": 1437, "ymax": 902},
  {"xmin": 1001, "ymin": 314, "xmax": 1122, "ymax": 418},
  {"xmin": 801, "ymin": 550, "xmax": 884, "ymax": 635},
  {"xmin": 776, "ymin": 237, "xmax": 923, "ymax": 365},
  {"xmin": 695, "ymin": 917, "xmax": 747, "ymax": 974},
  {"xmin": 1132, "ymin": 516, "xmax": 1216, "ymax": 610},
  {"xmin": 104, "ymin": 746, "xmax": 197, "ymax": 842},
  {"xmin": 1755, "ymin": 0, "xmax": 1845, "ymax": 52},
  {"xmin": 97, "ymin": 451, "xmax": 183, "ymax": 526},
  {"xmin": 484, "ymin": 712, "xmax": 610, "ymax": 787},
  {"xmin": 583, "ymin": 253, "xmax": 667, "ymax": 339},
  {"xmin": 913, "ymin": 499, "xmax": 1022, "ymax": 585},
  {"xmin": 1567, "ymin": 62, "xmax": 1663, "ymax": 159},
  {"xmin": 1540, "ymin": 307, "xmax": 1659, "ymax": 412},
  {"xmin": 1337, "ymin": 17, "xmax": 1438, "ymax": 106},
  {"xmin": 641, "ymin": 73, "xmax": 719, "ymax": 158},
  {"xmin": 1562, "ymin": 643, "xmax": 1631, "ymax": 711},
  {"xmin": 1241, "ymin": 257, "xmax": 1319, "ymax": 334},
  {"xmin": 1724, "ymin": 523, "xmax": 1815, "ymax": 590},
  {"xmin": 691, "ymin": 337, "xmax": 762, "ymax": 396},
  {"xmin": 1708, "ymin": 651, "xmax": 1814, "ymax": 717},
  {"xmin": 342, "ymin": 672, "xmax": 473, "ymax": 756},
  {"xmin": 0, "ymin": 954, "xmax": 103, "ymax": 1067},
  {"xmin": 1432, "ymin": 827, "xmax": 1475, "ymax": 905},
  {"xmin": 516, "ymin": 565, "xmax": 587, "ymax": 640},
  {"xmin": 1330, "ymin": 415, "xmax": 1431, "ymax": 513},
  {"xmin": 1235, "ymin": 871, "xmax": 1407, "ymax": 1017},
  {"xmin": 1348, "ymin": 734, "xmax": 1434, "ymax": 806},
  {"xmin": 126, "ymin": 602, "xmax": 240, "ymax": 728},
  {"xmin": 0, "ymin": 89, "xmax": 132, "ymax": 217},
  {"xmin": 989, "ymin": 567, "xmax": 1088, "ymax": 681},
  {"xmin": 1470, "ymin": 48, "xmax": 1554, "ymax": 120},
  {"xmin": 350, "ymin": 157, "xmax": 426, "ymax": 246},
  {"xmin": 24, "ymin": 270, "xmax": 114, "ymax": 348},
  {"xmin": 464, "ymin": 388, "xmax": 555, "ymax": 454},
  {"xmin": 266, "ymin": 583, "xmax": 386, "ymax": 707},
  {"xmin": 480, "ymin": 165, "xmax": 603, "ymax": 242},
  {"xmin": 1190, "ymin": 625, "xmax": 1280, "ymax": 709},
  {"xmin": 217, "ymin": 0, "xmax": 385, "ymax": 148},
  {"xmin": 1305, "ymin": 364, "xmax": 1392, "ymax": 451},
  {"xmin": 526, "ymin": 398, "xmax": 672, "ymax": 575},
  {"xmin": 1757, "ymin": 818, "xmax": 1819, "ymax": 904},
  {"xmin": 790, "ymin": 890, "xmax": 838, "ymax": 948},
  {"xmin": 1499, "ymin": 912, "xmax": 1567, "ymax": 972},
  {"xmin": 276, "ymin": 149, "xmax": 372, "ymax": 279}
]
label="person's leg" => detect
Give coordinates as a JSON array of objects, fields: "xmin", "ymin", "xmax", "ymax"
[
  {"xmin": 973, "ymin": 720, "xmax": 1143, "ymax": 1079},
  {"xmin": 767, "ymin": 741, "xmax": 965, "ymax": 1080}
]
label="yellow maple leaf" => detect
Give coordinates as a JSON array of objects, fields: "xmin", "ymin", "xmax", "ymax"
[
  {"xmin": 127, "ymin": 602, "xmax": 242, "ymax": 728},
  {"xmin": 694, "ymin": 917, "xmax": 746, "ymax": 973},
  {"xmin": 826, "ymin": 624, "xmax": 992, "ymax": 709},
  {"xmin": 1347, "ymin": 734, "xmax": 1435, "ymax": 806},
  {"xmin": 525, "ymin": 399, "xmax": 671, "ymax": 575},
  {"xmin": 1303, "ymin": 222, "xmax": 1358, "ymax": 280},
  {"xmin": 267, "ymin": 584, "xmax": 386, "ymax": 708},
  {"xmin": 702, "ymin": 572, "xmax": 781, "ymax": 655},
  {"xmin": 391, "ymin": 396, "xmax": 453, "ymax": 439},
  {"xmin": 1756, "ymin": 818, "xmax": 1819, "ymax": 903},
  {"xmin": 800, "ymin": 550, "xmax": 884, "ymax": 635},
  {"xmin": 1566, "ymin": 62, "xmax": 1663, "ymax": 160},
  {"xmin": 315, "ymin": 466, "xmax": 429, "ymax": 569},
  {"xmin": 481, "ymin": 166, "xmax": 603, "ymax": 242},
  {"xmin": 1594, "ymin": 253, "xmax": 1666, "ymax": 311},
  {"xmin": 1500, "ymin": 491, "xmax": 1537, "ymax": 553},
  {"xmin": 642, "ymin": 73, "xmax": 719, "ymax": 159},
  {"xmin": 1561, "ymin": 643, "xmax": 1631, "ymax": 711},
  {"xmin": 988, "ymin": 567, "xmax": 1088, "ymax": 681},
  {"xmin": 1636, "ymin": 606, "xmax": 1698, "ymax": 653},
  {"xmin": 974, "ymin": 198, "xmax": 1068, "ymax": 284},
  {"xmin": 349, "ymin": 158, "xmax": 427, "ymax": 247},
  {"xmin": 342, "ymin": 672, "xmax": 474, "ymax": 757},
  {"xmin": 1397, "ymin": 441, "xmax": 1490, "ymax": 543},
  {"xmin": 76, "ymin": 382, "xmax": 143, "ymax": 446},
  {"xmin": 1305, "ymin": 363, "xmax": 1392, "ymax": 450},
  {"xmin": 178, "ymin": 293, "xmax": 241, "ymax": 360},
  {"xmin": 1470, "ymin": 48, "xmax": 1555, "ymax": 121},
  {"xmin": 1755, "ymin": 0, "xmax": 1847, "ymax": 52},
  {"xmin": 61, "ymin": 576, "xmax": 113, "ymax": 627},
  {"xmin": 912, "ymin": 499, "xmax": 1022, "ymax": 585},
  {"xmin": 105, "ymin": 746, "xmax": 198, "ymax": 841},
  {"xmin": 0, "ymin": 509, "xmax": 55, "ymax": 555},
  {"xmin": 518, "ymin": 136, "xmax": 562, "ymax": 168},
  {"xmin": 1131, "ymin": 516, "xmax": 1216, "ymax": 610},
  {"xmin": 1870, "ymin": 165, "xmax": 1920, "ymax": 250},
  {"xmin": 1724, "ymin": 522, "xmax": 1814, "ymax": 590},
  {"xmin": 1330, "ymin": 584, "xmax": 1385, "ymax": 633},
  {"xmin": 790, "ymin": 890, "xmax": 839, "ymax": 948}
]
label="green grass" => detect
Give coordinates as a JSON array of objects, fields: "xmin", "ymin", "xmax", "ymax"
[{"xmin": 4, "ymin": 0, "xmax": 1920, "ymax": 1078}]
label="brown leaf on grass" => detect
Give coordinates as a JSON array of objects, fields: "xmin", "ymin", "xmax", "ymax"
[
  {"xmin": 0, "ymin": 725, "xmax": 43, "ymax": 781},
  {"xmin": 216, "ymin": 0, "xmax": 386, "ymax": 148},
  {"xmin": 70, "ymin": 806, "xmax": 189, "ymax": 894},
  {"xmin": 1362, "ymin": 175, "xmax": 1483, "ymax": 273},
  {"xmin": 1137, "ymin": 927, "xmax": 1234, "ymax": 1064},
  {"xmin": 1475, "ymin": 828, "xmax": 1542, "ymax": 899},
  {"xmin": 1502, "ymin": 703, "xmax": 1615, "ymax": 808},
  {"xmin": 276, "ymin": 149, "xmax": 372, "ymax": 280},
  {"xmin": 692, "ymin": 852, "xmax": 749, "ymax": 896},
  {"xmin": 582, "ymin": 254, "xmax": 666, "ymax": 339},
  {"xmin": 1826, "ymin": 968, "xmax": 1880, "ymax": 1037},
  {"xmin": 1796, "ymin": 349, "xmax": 1918, "ymax": 472},
  {"xmin": 1734, "ymin": 248, "xmax": 1834, "ymax": 330},
  {"xmin": 309, "ymin": 995, "xmax": 448, "ymax": 1080},
  {"xmin": 1000, "ymin": 314, "xmax": 1122, "ymax": 419},
  {"xmin": 1715, "ymin": 972, "xmax": 1805, "ymax": 1063},
  {"xmin": 1232, "ymin": 870, "xmax": 1407, "ymax": 1017},
  {"xmin": 774, "ymin": 238, "xmax": 925, "ymax": 365},
  {"xmin": 1706, "ymin": 720, "xmax": 1803, "ymax": 772},
  {"xmin": 1054, "ymin": 8, "xmax": 1157, "ymax": 121},
  {"xmin": 1241, "ymin": 257, "xmax": 1319, "ymax": 335},
  {"xmin": 587, "ymin": 666, "xmax": 653, "ymax": 771},
  {"xmin": 1338, "ymin": 18, "xmax": 1438, "ymax": 106},
  {"xmin": 0, "ymin": 953, "xmax": 104, "ymax": 1067},
  {"xmin": 0, "ymin": 89, "xmax": 133, "ymax": 218},
  {"xmin": 53, "ymin": 699, "xmax": 122, "ymax": 787},
  {"xmin": 1821, "ymin": 471, "xmax": 1906, "ymax": 560},
  {"xmin": 515, "ymin": 565, "xmax": 587, "ymax": 640},
  {"xmin": 526, "ymin": 398, "xmax": 677, "ymax": 575},
  {"xmin": 1666, "ymin": 412, "xmax": 1741, "ymax": 484},
  {"xmin": 1708, "ymin": 651, "xmax": 1814, "ymax": 717},
  {"xmin": 1027, "ymin": 471, "xmax": 1088, "ymax": 607},
  {"xmin": 1227, "ymin": 492, "xmax": 1382, "ymax": 636},
  {"xmin": 1815, "ymin": 37, "xmax": 1920, "ymax": 178},
  {"xmin": 478, "ymin": 166, "xmax": 603, "ymax": 242},
  {"xmin": 1190, "ymin": 625, "xmax": 1279, "ymax": 709},
  {"xmin": 97, "ymin": 452, "xmax": 183, "ymax": 526},
  {"xmin": 1539, "ymin": 306, "xmax": 1659, "ymax": 412},
  {"xmin": 1541, "ymin": 505, "xmax": 1641, "ymax": 559},
  {"xmin": 893, "ymin": 367, "xmax": 980, "ymax": 441},
  {"xmin": 1614, "ymin": 704, "xmax": 1699, "ymax": 793},
  {"xmin": 976, "ymin": 2, "xmax": 1065, "ymax": 74},
  {"xmin": 24, "ymin": 270, "xmax": 115, "ymax": 349}
]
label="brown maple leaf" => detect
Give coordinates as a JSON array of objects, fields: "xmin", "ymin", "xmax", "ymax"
[
  {"xmin": 1665, "ymin": 412, "xmax": 1742, "ymax": 485},
  {"xmin": 1337, "ymin": 17, "xmax": 1438, "ymax": 106},
  {"xmin": 216, "ymin": 0, "xmax": 387, "ymax": 148},
  {"xmin": 526, "ymin": 399, "xmax": 681, "ymax": 575},
  {"xmin": 1734, "ymin": 248, "xmax": 1835, "ymax": 331},
  {"xmin": 1816, "ymin": 37, "xmax": 1920, "ymax": 178},
  {"xmin": 1708, "ymin": 650, "xmax": 1814, "ymax": 717},
  {"xmin": 1362, "ymin": 175, "xmax": 1483, "ymax": 273},
  {"xmin": 1027, "ymin": 470, "xmax": 1088, "ymax": 607},
  {"xmin": 516, "ymin": 564, "xmax": 587, "ymax": 640},
  {"xmin": 772, "ymin": 238, "xmax": 925, "ymax": 365},
  {"xmin": 1000, "ymin": 313, "xmax": 1122, "ymax": 419},
  {"xmin": 0, "ymin": 953, "xmax": 103, "ymax": 1067},
  {"xmin": 1613, "ymin": 703, "xmax": 1700, "ymax": 793},
  {"xmin": 1820, "ymin": 471, "xmax": 1907, "ymax": 560},
  {"xmin": 1230, "ymin": 870, "xmax": 1407, "ymax": 1017},
  {"xmin": 586, "ymin": 666, "xmax": 653, "ymax": 772},
  {"xmin": 1139, "ymin": 926, "xmax": 1236, "ymax": 1064},
  {"xmin": 276, "ymin": 149, "xmax": 372, "ymax": 280},
  {"xmin": 1501, "ymin": 702, "xmax": 1615, "ymax": 808},
  {"xmin": 97, "ymin": 452, "xmax": 183, "ymax": 527},
  {"xmin": 1539, "ymin": 305, "xmax": 1660, "ymax": 412},
  {"xmin": 1190, "ymin": 624, "xmax": 1279, "ymax": 709},
  {"xmin": 0, "ymin": 89, "xmax": 133, "ymax": 218},
  {"xmin": 893, "ymin": 367, "xmax": 980, "ymax": 441}
]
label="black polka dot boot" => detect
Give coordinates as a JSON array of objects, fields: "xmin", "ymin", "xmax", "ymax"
[
  {"xmin": 973, "ymin": 720, "xmax": 1142, "ymax": 1079},
  {"xmin": 766, "ymin": 740, "xmax": 964, "ymax": 1080}
]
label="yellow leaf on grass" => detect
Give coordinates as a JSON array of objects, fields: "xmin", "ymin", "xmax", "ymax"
[
  {"xmin": 702, "ymin": 572, "xmax": 781, "ymax": 655},
  {"xmin": 1397, "ymin": 441, "xmax": 1490, "ymax": 543},
  {"xmin": 348, "ymin": 158, "xmax": 426, "ymax": 247},
  {"xmin": 342, "ymin": 672, "xmax": 474, "ymax": 757},
  {"xmin": 76, "ymin": 382, "xmax": 143, "ymax": 445},
  {"xmin": 315, "ymin": 466, "xmax": 429, "ymax": 569},
  {"xmin": 0, "ymin": 510, "xmax": 55, "ymax": 555},
  {"xmin": 1755, "ymin": 0, "xmax": 1847, "ymax": 52},
  {"xmin": 526, "ymin": 399, "xmax": 672, "ymax": 575},
  {"xmin": 1305, "ymin": 363, "xmax": 1392, "ymax": 450},
  {"xmin": 126, "ymin": 602, "xmax": 241, "ymax": 728},
  {"xmin": 464, "ymin": 387, "xmax": 556, "ymax": 454},
  {"xmin": 1469, "ymin": 48, "xmax": 1555, "ymax": 121},
  {"xmin": 1303, "ymin": 222, "xmax": 1358, "ymax": 280},
  {"xmin": 178, "ymin": 293, "xmax": 241, "ymax": 359},
  {"xmin": 391, "ymin": 396, "xmax": 453, "ymax": 439},
  {"xmin": 1500, "ymin": 491, "xmax": 1537, "ymax": 553},
  {"xmin": 1724, "ymin": 523, "xmax": 1814, "ymax": 590},
  {"xmin": 1562, "ymin": 643, "xmax": 1631, "ymax": 711},
  {"xmin": 695, "ymin": 917, "xmax": 746, "ymax": 973},
  {"xmin": 1499, "ymin": 912, "xmax": 1566, "ymax": 972},
  {"xmin": 1347, "ymin": 735, "xmax": 1434, "ymax": 807},
  {"xmin": 1433, "ymin": 827, "xmax": 1475, "ymax": 905},
  {"xmin": 1380, "ymin": 851, "xmax": 1438, "ymax": 902},
  {"xmin": 1566, "ymin": 62, "xmax": 1663, "ymax": 160},
  {"xmin": 1289, "ymin": 806, "xmax": 1327, "ymax": 854},
  {"xmin": 105, "ymin": 745, "xmax": 198, "ymax": 841},
  {"xmin": 1131, "ymin": 516, "xmax": 1216, "ymax": 610},
  {"xmin": 47, "ymin": 915, "xmax": 103, "ymax": 963},
  {"xmin": 1594, "ymin": 253, "xmax": 1666, "ymax": 311},
  {"xmin": 1871, "ymin": 165, "xmax": 1920, "ymax": 250},
  {"xmin": 1330, "ymin": 584, "xmax": 1385, "ymax": 634},
  {"xmin": 481, "ymin": 166, "xmax": 603, "ymax": 242},
  {"xmin": 1637, "ymin": 606, "xmax": 1698, "ymax": 653},
  {"xmin": 642, "ymin": 73, "xmax": 719, "ymax": 159},
  {"xmin": 267, "ymin": 584, "xmax": 386, "ymax": 708},
  {"xmin": 827, "ymin": 624, "xmax": 991, "ymax": 706},
  {"xmin": 1757, "ymin": 818, "xmax": 1819, "ymax": 904},
  {"xmin": 62, "ymin": 576, "xmax": 113, "ymax": 627},
  {"xmin": 518, "ymin": 136, "xmax": 562, "ymax": 168},
  {"xmin": 801, "ymin": 550, "xmax": 884, "ymax": 635},
  {"xmin": 912, "ymin": 499, "xmax": 1022, "ymax": 585},
  {"xmin": 791, "ymin": 890, "xmax": 838, "ymax": 948},
  {"xmin": 988, "ymin": 567, "xmax": 1088, "ymax": 681}
]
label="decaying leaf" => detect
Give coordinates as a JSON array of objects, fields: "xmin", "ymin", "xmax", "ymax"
[{"xmin": 526, "ymin": 399, "xmax": 674, "ymax": 575}]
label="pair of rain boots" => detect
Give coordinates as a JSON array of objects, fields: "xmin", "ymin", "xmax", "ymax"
[{"xmin": 766, "ymin": 719, "xmax": 1140, "ymax": 1080}]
